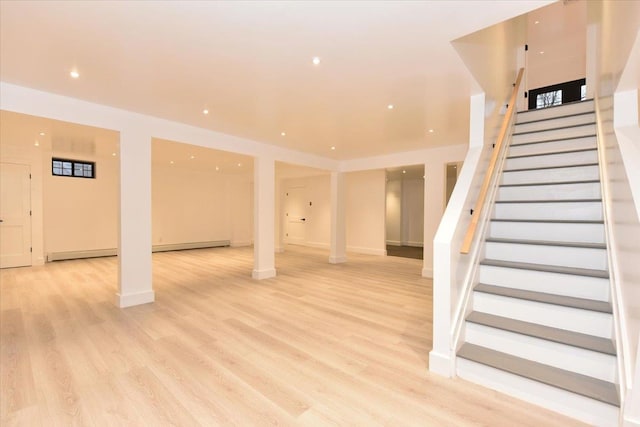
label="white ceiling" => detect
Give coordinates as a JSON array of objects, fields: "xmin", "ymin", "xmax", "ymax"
[{"xmin": 0, "ymin": 1, "xmax": 552, "ymax": 161}]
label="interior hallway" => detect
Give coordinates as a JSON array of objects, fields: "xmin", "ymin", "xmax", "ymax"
[{"xmin": 0, "ymin": 246, "xmax": 583, "ymax": 426}]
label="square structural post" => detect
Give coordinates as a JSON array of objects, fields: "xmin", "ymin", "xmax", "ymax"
[
  {"xmin": 253, "ymin": 155, "xmax": 277, "ymax": 279},
  {"xmin": 329, "ymin": 171, "xmax": 347, "ymax": 264}
]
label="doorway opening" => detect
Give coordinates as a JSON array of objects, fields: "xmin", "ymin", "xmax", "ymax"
[{"xmin": 385, "ymin": 165, "xmax": 424, "ymax": 260}]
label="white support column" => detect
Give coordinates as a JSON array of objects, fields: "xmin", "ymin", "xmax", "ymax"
[
  {"xmin": 253, "ymin": 155, "xmax": 276, "ymax": 279},
  {"xmin": 329, "ymin": 171, "xmax": 347, "ymax": 264},
  {"xmin": 116, "ymin": 128, "xmax": 154, "ymax": 308},
  {"xmin": 274, "ymin": 177, "xmax": 284, "ymax": 253}
]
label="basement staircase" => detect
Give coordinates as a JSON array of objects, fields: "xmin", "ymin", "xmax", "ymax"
[{"xmin": 456, "ymin": 99, "xmax": 621, "ymax": 425}]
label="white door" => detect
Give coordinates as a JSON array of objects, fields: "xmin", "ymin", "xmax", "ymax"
[
  {"xmin": 0, "ymin": 163, "xmax": 32, "ymax": 268},
  {"xmin": 284, "ymin": 186, "xmax": 307, "ymax": 244}
]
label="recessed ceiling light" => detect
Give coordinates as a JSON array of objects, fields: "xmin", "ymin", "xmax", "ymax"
[
  {"xmin": 215, "ymin": 166, "xmax": 220, "ymax": 171},
  {"xmin": 428, "ymin": 129, "xmax": 434, "ymax": 133},
  {"xmin": 237, "ymin": 163, "xmax": 242, "ymax": 167},
  {"xmin": 331, "ymin": 146, "xmax": 336, "ymax": 150},
  {"xmin": 387, "ymin": 104, "xmax": 394, "ymax": 110},
  {"xmin": 312, "ymin": 57, "xmax": 321, "ymax": 65},
  {"xmin": 34, "ymin": 140, "xmax": 39, "ymax": 147},
  {"xmin": 535, "ymin": 20, "xmax": 540, "ymax": 24},
  {"xmin": 70, "ymin": 70, "xmax": 80, "ymax": 79},
  {"xmin": 170, "ymin": 160, "xmax": 174, "ymax": 165},
  {"xmin": 539, "ymin": 51, "xmax": 545, "ymax": 55},
  {"xmin": 402, "ymin": 170, "xmax": 406, "ymax": 174},
  {"xmin": 39, "ymin": 132, "xmax": 45, "ymax": 136},
  {"xmin": 190, "ymin": 155, "xmax": 195, "ymax": 159},
  {"xmin": 203, "ymin": 109, "xmax": 209, "ymax": 115},
  {"xmin": 281, "ymin": 132, "xmax": 286, "ymax": 136},
  {"xmin": 112, "ymin": 152, "xmax": 117, "ymax": 156},
  {"xmin": 423, "ymin": 175, "xmax": 426, "ymax": 179}
]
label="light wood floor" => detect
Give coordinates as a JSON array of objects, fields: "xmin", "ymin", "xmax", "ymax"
[{"xmin": 1, "ymin": 245, "xmax": 584, "ymax": 426}]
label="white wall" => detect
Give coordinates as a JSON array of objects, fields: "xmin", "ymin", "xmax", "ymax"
[
  {"xmin": 44, "ymin": 149, "xmax": 118, "ymax": 254},
  {"xmin": 588, "ymin": 1, "xmax": 640, "ymax": 416},
  {"xmin": 280, "ymin": 174, "xmax": 331, "ymax": 249},
  {"xmin": 346, "ymin": 169, "xmax": 386, "ymax": 256},
  {"xmin": 402, "ymin": 178, "xmax": 424, "ymax": 246},
  {"xmin": 385, "ymin": 179, "xmax": 402, "ymax": 245}
]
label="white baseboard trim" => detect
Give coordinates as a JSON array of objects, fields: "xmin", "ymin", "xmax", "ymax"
[
  {"xmin": 422, "ymin": 267, "xmax": 433, "ymax": 278},
  {"xmin": 386, "ymin": 240, "xmax": 402, "ymax": 246},
  {"xmin": 116, "ymin": 290, "xmax": 155, "ymax": 308},
  {"xmin": 329, "ymin": 255, "xmax": 347, "ymax": 264},
  {"xmin": 252, "ymin": 268, "xmax": 276, "ymax": 280},
  {"xmin": 347, "ymin": 246, "xmax": 386, "ymax": 256},
  {"xmin": 305, "ymin": 241, "xmax": 330, "ymax": 250},
  {"xmin": 48, "ymin": 240, "xmax": 233, "ymax": 262},
  {"xmin": 230, "ymin": 241, "xmax": 252, "ymax": 248},
  {"xmin": 153, "ymin": 240, "xmax": 230, "ymax": 252},
  {"xmin": 429, "ymin": 350, "xmax": 453, "ymax": 377},
  {"xmin": 405, "ymin": 241, "xmax": 424, "ymax": 248},
  {"xmin": 48, "ymin": 248, "xmax": 117, "ymax": 262}
]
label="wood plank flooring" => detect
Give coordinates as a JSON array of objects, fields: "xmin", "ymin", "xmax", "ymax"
[{"xmin": 0, "ymin": 245, "xmax": 585, "ymax": 426}]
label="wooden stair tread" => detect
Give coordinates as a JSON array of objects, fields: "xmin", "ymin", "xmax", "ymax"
[
  {"xmin": 512, "ymin": 122, "xmax": 595, "ymax": 136},
  {"xmin": 503, "ymin": 162, "xmax": 599, "ymax": 173},
  {"xmin": 499, "ymin": 179, "xmax": 600, "ymax": 188},
  {"xmin": 485, "ymin": 237, "xmax": 606, "ymax": 250},
  {"xmin": 507, "ymin": 147, "xmax": 596, "ymax": 160},
  {"xmin": 479, "ymin": 259, "xmax": 609, "ymax": 278},
  {"xmin": 466, "ymin": 310, "xmax": 615, "ymax": 355},
  {"xmin": 490, "ymin": 218, "xmax": 604, "ymax": 224},
  {"xmin": 457, "ymin": 343, "xmax": 620, "ymax": 406}
]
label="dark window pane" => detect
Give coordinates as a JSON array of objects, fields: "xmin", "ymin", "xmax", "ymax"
[
  {"xmin": 53, "ymin": 166, "xmax": 62, "ymax": 175},
  {"xmin": 74, "ymin": 163, "xmax": 83, "ymax": 176}
]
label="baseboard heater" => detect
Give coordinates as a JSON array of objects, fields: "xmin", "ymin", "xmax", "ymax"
[{"xmin": 46, "ymin": 240, "xmax": 231, "ymax": 262}]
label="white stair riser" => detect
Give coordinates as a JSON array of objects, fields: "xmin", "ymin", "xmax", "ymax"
[
  {"xmin": 505, "ymin": 150, "xmax": 598, "ymax": 170},
  {"xmin": 502, "ymin": 165, "xmax": 600, "ymax": 185},
  {"xmin": 488, "ymin": 221, "xmax": 605, "ymax": 244},
  {"xmin": 516, "ymin": 101, "xmax": 595, "ymax": 124},
  {"xmin": 512, "ymin": 124, "xmax": 596, "ymax": 145},
  {"xmin": 456, "ymin": 358, "xmax": 619, "ymax": 426},
  {"xmin": 493, "ymin": 201, "xmax": 603, "ymax": 221},
  {"xmin": 472, "ymin": 293, "xmax": 613, "ymax": 338},
  {"xmin": 514, "ymin": 113, "xmax": 596, "ymax": 134},
  {"xmin": 464, "ymin": 323, "xmax": 617, "ymax": 382},
  {"xmin": 487, "ymin": 221, "xmax": 605, "ymax": 243},
  {"xmin": 497, "ymin": 182, "xmax": 601, "ymax": 201},
  {"xmin": 478, "ymin": 265, "xmax": 610, "ymax": 300},
  {"xmin": 508, "ymin": 136, "xmax": 596, "ymax": 157},
  {"xmin": 484, "ymin": 242, "xmax": 607, "ymax": 270}
]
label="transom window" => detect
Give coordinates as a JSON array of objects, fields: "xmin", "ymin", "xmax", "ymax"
[{"xmin": 52, "ymin": 158, "xmax": 95, "ymax": 179}]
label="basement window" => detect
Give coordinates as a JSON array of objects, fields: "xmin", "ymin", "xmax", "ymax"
[
  {"xmin": 52, "ymin": 158, "xmax": 95, "ymax": 179},
  {"xmin": 536, "ymin": 90, "xmax": 563, "ymax": 109}
]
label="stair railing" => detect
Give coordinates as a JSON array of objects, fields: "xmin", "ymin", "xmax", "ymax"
[
  {"xmin": 460, "ymin": 68, "xmax": 524, "ymax": 254},
  {"xmin": 451, "ymin": 68, "xmax": 524, "ymax": 354}
]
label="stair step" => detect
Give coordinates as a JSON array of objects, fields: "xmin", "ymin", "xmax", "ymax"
[
  {"xmin": 473, "ymin": 285, "xmax": 612, "ymax": 314},
  {"xmin": 457, "ymin": 343, "xmax": 619, "ymax": 406},
  {"xmin": 491, "ymin": 218, "xmax": 603, "ymax": 224},
  {"xmin": 488, "ymin": 220, "xmax": 605, "ymax": 245},
  {"xmin": 500, "ymin": 179, "xmax": 599, "ymax": 188},
  {"xmin": 512, "ymin": 124, "xmax": 596, "ymax": 145},
  {"xmin": 501, "ymin": 164, "xmax": 600, "ymax": 186},
  {"xmin": 516, "ymin": 100, "xmax": 595, "ymax": 124},
  {"xmin": 503, "ymin": 162, "xmax": 599, "ymax": 173},
  {"xmin": 495, "ymin": 198, "xmax": 601, "ymax": 204},
  {"xmin": 513, "ymin": 111, "xmax": 595, "ymax": 129},
  {"xmin": 507, "ymin": 147, "xmax": 596, "ymax": 160},
  {"xmin": 510, "ymin": 134, "xmax": 595, "ymax": 148},
  {"xmin": 479, "ymin": 259, "xmax": 609, "ymax": 279},
  {"xmin": 485, "ymin": 237, "xmax": 606, "ymax": 250},
  {"xmin": 466, "ymin": 312, "xmax": 615, "ymax": 355},
  {"xmin": 505, "ymin": 149, "xmax": 598, "ymax": 170},
  {"xmin": 513, "ymin": 122, "xmax": 596, "ymax": 137}
]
